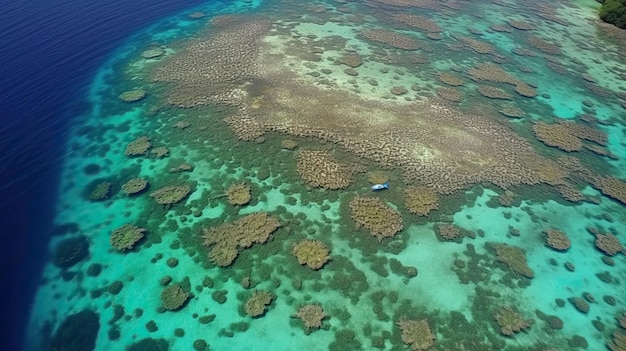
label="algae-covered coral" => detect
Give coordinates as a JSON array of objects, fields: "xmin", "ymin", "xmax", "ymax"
[
  {"xmin": 202, "ymin": 212, "xmax": 281, "ymax": 267},
  {"xmin": 349, "ymin": 196, "xmax": 403, "ymax": 241}
]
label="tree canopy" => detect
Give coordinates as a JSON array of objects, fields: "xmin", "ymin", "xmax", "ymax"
[{"xmin": 600, "ymin": 0, "xmax": 626, "ymax": 28}]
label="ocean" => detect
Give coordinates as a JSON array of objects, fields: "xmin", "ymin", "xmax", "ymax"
[{"xmin": 1, "ymin": 0, "xmax": 625, "ymax": 350}]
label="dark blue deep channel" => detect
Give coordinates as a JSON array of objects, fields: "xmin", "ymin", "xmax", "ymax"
[{"xmin": 0, "ymin": 1, "xmax": 203, "ymax": 349}]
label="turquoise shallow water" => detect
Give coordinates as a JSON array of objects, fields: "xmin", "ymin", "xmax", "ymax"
[{"xmin": 29, "ymin": 0, "xmax": 626, "ymax": 350}]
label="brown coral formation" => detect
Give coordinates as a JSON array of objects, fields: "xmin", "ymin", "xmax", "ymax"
[
  {"xmin": 508, "ymin": 20, "xmax": 535, "ymax": 30},
  {"xmin": 392, "ymin": 14, "xmax": 442, "ymax": 32},
  {"xmin": 150, "ymin": 146, "xmax": 169, "ymax": 158},
  {"xmin": 148, "ymin": 18, "xmax": 594, "ymax": 203},
  {"xmin": 110, "ymin": 224, "xmax": 146, "ymax": 251},
  {"xmin": 150, "ymin": 185, "xmax": 191, "ymax": 205},
  {"xmin": 594, "ymin": 233, "xmax": 625, "ymax": 256},
  {"xmin": 592, "ymin": 176, "xmax": 626, "ymax": 205},
  {"xmin": 292, "ymin": 239, "xmax": 330, "ymax": 269},
  {"xmin": 436, "ymin": 223, "xmax": 461, "ymax": 241},
  {"xmin": 436, "ymin": 87, "xmax": 463, "ymax": 102},
  {"xmin": 223, "ymin": 111, "xmax": 265, "ymax": 141},
  {"xmin": 202, "ymin": 212, "xmax": 281, "ymax": 266},
  {"xmin": 368, "ymin": 171, "xmax": 389, "ymax": 184},
  {"xmin": 533, "ymin": 120, "xmax": 607, "ymax": 153},
  {"xmin": 152, "ymin": 19, "xmax": 271, "ymax": 107},
  {"xmin": 160, "ymin": 284, "xmax": 189, "ymax": 311},
  {"xmin": 468, "ymin": 63, "xmax": 522, "ymax": 86},
  {"xmin": 89, "ymin": 181, "xmax": 112, "ymax": 200},
  {"xmin": 544, "ymin": 229, "xmax": 570, "ymax": 251},
  {"xmin": 494, "ymin": 244, "xmax": 534, "ymax": 278},
  {"xmin": 244, "ymin": 290, "xmax": 273, "ymax": 317},
  {"xmin": 119, "ymin": 89, "xmax": 146, "ymax": 102},
  {"xmin": 494, "ymin": 306, "xmax": 532, "ymax": 336},
  {"xmin": 141, "ymin": 47, "xmax": 165, "ymax": 59},
  {"xmin": 226, "ymin": 183, "xmax": 252, "ymax": 206},
  {"xmin": 458, "ymin": 36, "xmax": 495, "ymax": 54},
  {"xmin": 296, "ymin": 150, "xmax": 354, "ymax": 190},
  {"xmin": 125, "ymin": 136, "xmax": 152, "ymax": 156},
  {"xmin": 397, "ymin": 319, "xmax": 435, "ymax": 351},
  {"xmin": 527, "ymin": 35, "xmax": 562, "ymax": 55},
  {"xmin": 404, "ymin": 186, "xmax": 439, "ymax": 216},
  {"xmin": 360, "ymin": 29, "xmax": 422, "ymax": 50},
  {"xmin": 349, "ymin": 196, "xmax": 403, "ymax": 240},
  {"xmin": 338, "ymin": 54, "xmax": 363, "ymax": 68},
  {"xmin": 499, "ymin": 105, "xmax": 525, "ymax": 118},
  {"xmin": 295, "ymin": 304, "xmax": 326, "ymax": 332},
  {"xmin": 514, "ymin": 83, "xmax": 538, "ymax": 98},
  {"xmin": 608, "ymin": 329, "xmax": 626, "ymax": 351},
  {"xmin": 281, "ymin": 139, "xmax": 298, "ymax": 150},
  {"xmin": 532, "ymin": 122, "xmax": 582, "ymax": 152},
  {"xmin": 438, "ymin": 72, "xmax": 464, "ymax": 87},
  {"xmin": 370, "ymin": 0, "xmax": 440, "ymax": 9},
  {"xmin": 122, "ymin": 178, "xmax": 148, "ymax": 195},
  {"xmin": 478, "ymin": 85, "xmax": 513, "ymax": 100}
]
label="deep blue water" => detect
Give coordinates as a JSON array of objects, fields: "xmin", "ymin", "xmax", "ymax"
[{"xmin": 0, "ymin": 1, "xmax": 204, "ymax": 349}]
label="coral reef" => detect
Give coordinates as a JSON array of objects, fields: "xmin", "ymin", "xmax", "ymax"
[
  {"xmin": 494, "ymin": 244, "xmax": 534, "ymax": 278},
  {"xmin": 349, "ymin": 196, "xmax": 403, "ymax": 240},
  {"xmin": 160, "ymin": 284, "xmax": 189, "ymax": 311},
  {"xmin": 150, "ymin": 185, "xmax": 191, "ymax": 205},
  {"xmin": 527, "ymin": 35, "xmax": 561, "ymax": 55},
  {"xmin": 544, "ymin": 229, "xmax": 570, "ymax": 251},
  {"xmin": 592, "ymin": 176, "xmax": 626, "ymax": 205},
  {"xmin": 360, "ymin": 29, "xmax": 422, "ymax": 50},
  {"xmin": 122, "ymin": 178, "xmax": 148, "ymax": 195},
  {"xmin": 494, "ymin": 306, "xmax": 532, "ymax": 336},
  {"xmin": 281, "ymin": 139, "xmax": 298, "ymax": 150},
  {"xmin": 457, "ymin": 36, "xmax": 494, "ymax": 54},
  {"xmin": 224, "ymin": 110, "xmax": 265, "ymax": 141},
  {"xmin": 90, "ymin": 181, "xmax": 112, "ymax": 200},
  {"xmin": 119, "ymin": 89, "xmax": 146, "ymax": 102},
  {"xmin": 244, "ymin": 290, "xmax": 274, "ymax": 317},
  {"xmin": 110, "ymin": 224, "xmax": 146, "ymax": 251},
  {"xmin": 368, "ymin": 171, "xmax": 389, "ymax": 184},
  {"xmin": 226, "ymin": 183, "xmax": 252, "ymax": 206},
  {"xmin": 608, "ymin": 329, "xmax": 626, "ymax": 351},
  {"xmin": 404, "ymin": 186, "xmax": 439, "ymax": 216},
  {"xmin": 478, "ymin": 85, "xmax": 512, "ymax": 100},
  {"xmin": 125, "ymin": 136, "xmax": 152, "ymax": 156},
  {"xmin": 499, "ymin": 105, "xmax": 525, "ymax": 118},
  {"xmin": 397, "ymin": 319, "xmax": 435, "ymax": 350},
  {"xmin": 594, "ymin": 233, "xmax": 625, "ymax": 256},
  {"xmin": 338, "ymin": 54, "xmax": 363, "ymax": 68},
  {"xmin": 532, "ymin": 122, "xmax": 582, "ymax": 152},
  {"xmin": 150, "ymin": 146, "xmax": 169, "ymax": 158},
  {"xmin": 292, "ymin": 239, "xmax": 330, "ymax": 270},
  {"xmin": 514, "ymin": 83, "xmax": 538, "ymax": 98},
  {"xmin": 437, "ymin": 87, "xmax": 463, "ymax": 102},
  {"xmin": 141, "ymin": 47, "xmax": 165, "ymax": 59},
  {"xmin": 202, "ymin": 212, "xmax": 281, "ymax": 266},
  {"xmin": 468, "ymin": 63, "xmax": 522, "ymax": 85},
  {"xmin": 569, "ymin": 297, "xmax": 590, "ymax": 313},
  {"xmin": 392, "ymin": 14, "xmax": 442, "ymax": 32},
  {"xmin": 152, "ymin": 19, "xmax": 271, "ymax": 107},
  {"xmin": 438, "ymin": 72, "xmax": 464, "ymax": 86},
  {"xmin": 294, "ymin": 304, "xmax": 326, "ymax": 332},
  {"xmin": 508, "ymin": 20, "xmax": 535, "ymax": 30},
  {"xmin": 436, "ymin": 223, "xmax": 461, "ymax": 241},
  {"xmin": 296, "ymin": 150, "xmax": 354, "ymax": 190}
]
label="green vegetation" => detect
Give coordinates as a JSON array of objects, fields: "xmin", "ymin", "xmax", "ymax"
[{"xmin": 600, "ymin": 0, "xmax": 626, "ymax": 28}]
